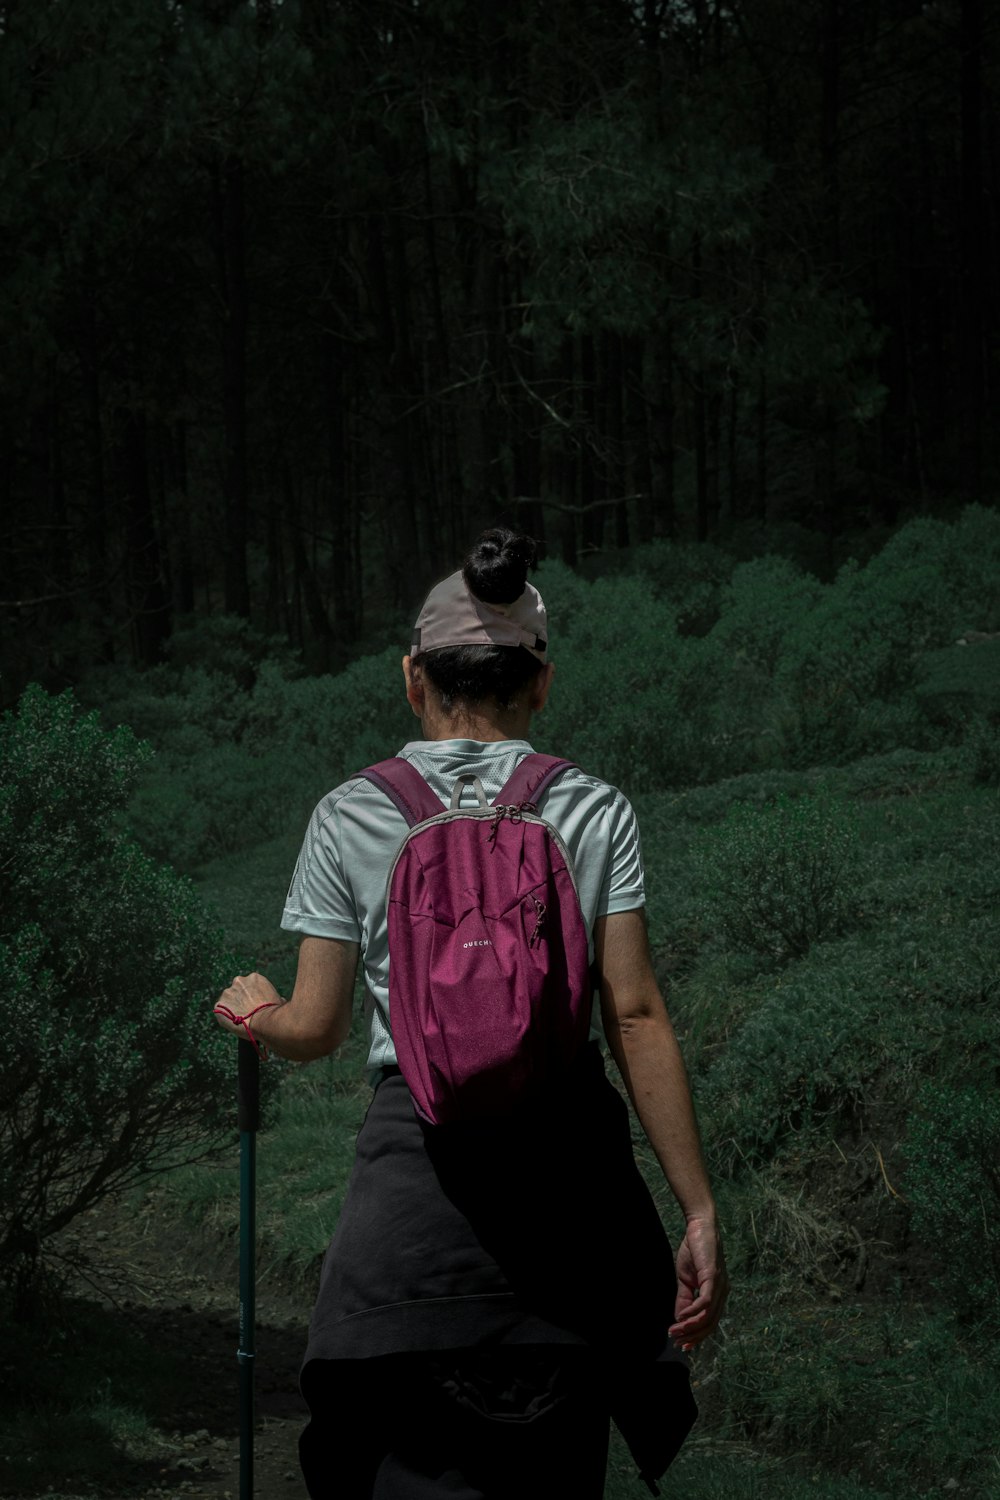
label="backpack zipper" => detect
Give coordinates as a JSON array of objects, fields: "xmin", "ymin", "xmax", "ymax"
[{"xmin": 385, "ymin": 807, "xmax": 584, "ymax": 907}]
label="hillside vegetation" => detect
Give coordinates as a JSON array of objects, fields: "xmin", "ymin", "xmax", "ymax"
[{"xmin": 3, "ymin": 509, "xmax": 998, "ymax": 1497}]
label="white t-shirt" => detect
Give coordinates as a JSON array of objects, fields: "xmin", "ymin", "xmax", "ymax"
[{"xmin": 281, "ymin": 738, "xmax": 646, "ymax": 1070}]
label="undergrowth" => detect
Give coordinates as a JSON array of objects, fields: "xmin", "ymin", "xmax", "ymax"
[
  {"xmin": 164, "ymin": 1023, "xmax": 372, "ymax": 1297},
  {"xmin": 0, "ymin": 1295, "xmax": 186, "ymax": 1495}
]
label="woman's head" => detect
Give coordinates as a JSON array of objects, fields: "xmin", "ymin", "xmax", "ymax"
[{"xmin": 406, "ymin": 528, "xmax": 552, "ymax": 726}]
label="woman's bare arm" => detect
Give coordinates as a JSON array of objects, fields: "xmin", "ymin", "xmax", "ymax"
[
  {"xmin": 214, "ymin": 935, "xmax": 359, "ymax": 1062},
  {"xmin": 595, "ymin": 908, "xmax": 729, "ymax": 1347}
]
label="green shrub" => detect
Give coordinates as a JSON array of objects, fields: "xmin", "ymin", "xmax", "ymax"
[
  {"xmin": 0, "ymin": 687, "xmax": 244, "ymax": 1296},
  {"xmin": 548, "ymin": 512, "xmax": 1000, "ymax": 785},
  {"xmin": 164, "ymin": 612, "xmax": 302, "ymax": 683},
  {"xmin": 697, "ymin": 917, "xmax": 998, "ymax": 1172},
  {"xmin": 772, "ymin": 508, "xmax": 1000, "ymax": 766},
  {"xmin": 127, "ymin": 741, "xmax": 300, "ymax": 867},
  {"xmin": 904, "ymin": 1083, "xmax": 1000, "ymax": 1330},
  {"xmin": 79, "ymin": 614, "xmax": 304, "ymax": 751},
  {"xmin": 625, "ymin": 538, "xmax": 736, "ymax": 636},
  {"xmin": 83, "ymin": 641, "xmax": 414, "ymax": 871},
  {"xmin": 712, "ymin": 555, "xmax": 824, "ymax": 675},
  {"xmin": 713, "ymin": 1301, "xmax": 999, "ymax": 1494},
  {"xmin": 965, "ymin": 714, "xmax": 1000, "ymax": 786},
  {"xmin": 693, "ymin": 793, "xmax": 860, "ymax": 962},
  {"xmin": 915, "ymin": 639, "xmax": 1000, "ymax": 727},
  {"xmin": 536, "ymin": 568, "xmax": 701, "ymax": 787},
  {"xmin": 537, "ymin": 564, "xmax": 766, "ymax": 789},
  {"xmin": 700, "ymin": 960, "xmax": 881, "ymax": 1164}
]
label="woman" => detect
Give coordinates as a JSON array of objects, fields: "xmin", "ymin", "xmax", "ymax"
[{"xmin": 214, "ymin": 528, "xmax": 728, "ymax": 1499}]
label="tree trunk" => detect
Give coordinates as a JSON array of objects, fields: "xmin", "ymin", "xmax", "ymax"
[
  {"xmin": 820, "ymin": 0, "xmax": 842, "ymax": 264},
  {"xmin": 369, "ymin": 209, "xmax": 422, "ymax": 602},
  {"xmin": 213, "ymin": 155, "xmax": 251, "ymax": 618},
  {"xmin": 707, "ymin": 389, "xmax": 722, "ymax": 534},
  {"xmin": 959, "ymin": 0, "xmax": 984, "ymax": 498},
  {"xmin": 755, "ymin": 370, "xmax": 768, "ymax": 522},
  {"xmin": 818, "ymin": 0, "xmax": 842, "ymax": 540},
  {"xmin": 285, "ymin": 468, "xmax": 332, "ymax": 670},
  {"xmin": 645, "ymin": 334, "xmax": 676, "ymax": 539},
  {"xmin": 324, "ymin": 332, "xmax": 359, "ymax": 647},
  {"xmin": 170, "ymin": 421, "xmax": 195, "ymax": 617},
  {"xmin": 263, "ymin": 483, "xmax": 284, "ymax": 638},
  {"xmin": 579, "ymin": 335, "xmax": 602, "ymax": 555},
  {"xmin": 726, "ymin": 378, "xmax": 739, "ymax": 525},
  {"xmin": 628, "ymin": 338, "xmax": 654, "ymax": 545},
  {"xmin": 122, "ymin": 409, "xmax": 170, "ymax": 665},
  {"xmin": 605, "ymin": 334, "xmax": 629, "ymax": 549},
  {"xmin": 694, "ymin": 375, "xmax": 709, "ymax": 543},
  {"xmin": 81, "ymin": 294, "xmax": 113, "ymax": 658},
  {"xmin": 544, "ymin": 340, "xmax": 577, "ymax": 567},
  {"xmin": 510, "ymin": 258, "xmax": 545, "ymax": 547}
]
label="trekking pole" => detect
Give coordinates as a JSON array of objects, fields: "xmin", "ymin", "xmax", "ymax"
[{"xmin": 237, "ymin": 1039, "xmax": 259, "ymax": 1500}]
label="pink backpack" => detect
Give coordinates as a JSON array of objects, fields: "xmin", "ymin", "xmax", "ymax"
[{"xmin": 358, "ymin": 753, "xmax": 592, "ymax": 1124}]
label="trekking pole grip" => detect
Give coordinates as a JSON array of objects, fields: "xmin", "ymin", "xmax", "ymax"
[{"xmin": 238, "ymin": 1038, "xmax": 260, "ymax": 1133}]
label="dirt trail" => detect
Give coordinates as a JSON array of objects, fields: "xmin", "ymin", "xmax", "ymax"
[{"xmin": 41, "ymin": 1193, "xmax": 316, "ymax": 1500}]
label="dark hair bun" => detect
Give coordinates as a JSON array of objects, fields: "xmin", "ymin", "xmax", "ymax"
[{"xmin": 462, "ymin": 527, "xmax": 537, "ymax": 604}]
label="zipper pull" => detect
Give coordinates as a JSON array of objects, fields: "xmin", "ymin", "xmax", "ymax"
[{"xmin": 528, "ymin": 896, "xmax": 547, "ymax": 947}]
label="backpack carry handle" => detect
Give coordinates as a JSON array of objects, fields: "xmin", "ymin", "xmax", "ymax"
[{"xmin": 450, "ymin": 775, "xmax": 489, "ymax": 809}]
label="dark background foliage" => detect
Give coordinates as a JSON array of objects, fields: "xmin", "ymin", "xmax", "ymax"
[{"xmin": 1, "ymin": 0, "xmax": 997, "ymax": 691}]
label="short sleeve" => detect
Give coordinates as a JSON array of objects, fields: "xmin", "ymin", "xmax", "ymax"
[
  {"xmin": 281, "ymin": 792, "xmax": 363, "ymax": 942},
  {"xmin": 597, "ymin": 790, "xmax": 646, "ymax": 916}
]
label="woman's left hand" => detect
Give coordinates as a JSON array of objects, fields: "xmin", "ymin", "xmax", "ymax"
[{"xmin": 670, "ymin": 1215, "xmax": 729, "ymax": 1350}]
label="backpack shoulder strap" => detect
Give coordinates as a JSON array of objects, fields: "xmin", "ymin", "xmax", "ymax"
[
  {"xmin": 496, "ymin": 753, "xmax": 577, "ymax": 808},
  {"xmin": 357, "ymin": 758, "xmax": 444, "ymax": 828}
]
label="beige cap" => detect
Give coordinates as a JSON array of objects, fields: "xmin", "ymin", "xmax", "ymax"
[{"xmin": 411, "ymin": 570, "xmax": 548, "ymax": 661}]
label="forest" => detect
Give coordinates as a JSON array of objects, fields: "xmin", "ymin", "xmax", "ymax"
[
  {"xmin": 1, "ymin": 2, "xmax": 999, "ymax": 1499},
  {"xmin": 1, "ymin": 0, "xmax": 998, "ymax": 690}
]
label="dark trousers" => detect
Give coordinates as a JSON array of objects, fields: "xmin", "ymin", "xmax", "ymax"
[{"xmin": 300, "ymin": 1349, "xmax": 611, "ymax": 1500}]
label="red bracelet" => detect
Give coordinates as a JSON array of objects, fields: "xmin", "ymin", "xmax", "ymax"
[{"xmin": 213, "ymin": 999, "xmax": 280, "ymax": 1060}]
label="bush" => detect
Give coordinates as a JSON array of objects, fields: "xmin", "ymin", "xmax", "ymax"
[
  {"xmin": 79, "ymin": 614, "xmax": 304, "ymax": 752},
  {"xmin": 536, "ymin": 563, "xmax": 757, "ymax": 790},
  {"xmin": 534, "ymin": 565, "xmax": 698, "ymax": 788},
  {"xmin": 904, "ymin": 1083, "xmax": 1000, "ymax": 1330},
  {"xmin": 713, "ymin": 1301, "xmax": 999, "ymax": 1493},
  {"xmin": 547, "ymin": 511, "xmax": 1000, "ymax": 786},
  {"xmin": 127, "ymin": 741, "xmax": 301, "ymax": 867},
  {"xmin": 915, "ymin": 638, "xmax": 1000, "ymax": 729},
  {"xmin": 712, "ymin": 555, "xmax": 824, "ymax": 675},
  {"xmin": 0, "ymin": 687, "xmax": 243, "ymax": 1296},
  {"xmin": 965, "ymin": 714, "xmax": 1000, "ymax": 787},
  {"xmin": 700, "ymin": 958, "xmax": 882, "ymax": 1164},
  {"xmin": 691, "ymin": 784, "xmax": 999, "ymax": 1165},
  {"xmin": 693, "ymin": 793, "xmax": 860, "ymax": 962},
  {"xmin": 626, "ymin": 538, "xmax": 736, "ymax": 637},
  {"xmin": 82, "ymin": 639, "xmax": 414, "ymax": 871},
  {"xmin": 772, "ymin": 508, "xmax": 1000, "ymax": 766},
  {"xmin": 164, "ymin": 612, "xmax": 302, "ymax": 683}
]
